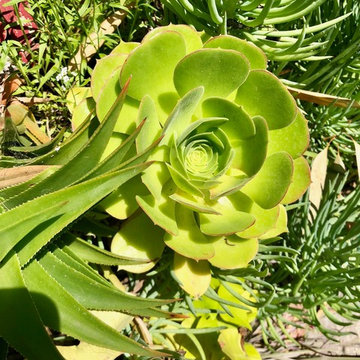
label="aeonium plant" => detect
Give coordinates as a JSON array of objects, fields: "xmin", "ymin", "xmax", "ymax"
[{"xmin": 70, "ymin": 25, "xmax": 310, "ymax": 297}]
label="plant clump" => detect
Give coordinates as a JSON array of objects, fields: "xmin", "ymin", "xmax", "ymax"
[{"xmin": 71, "ymin": 24, "xmax": 310, "ymax": 297}]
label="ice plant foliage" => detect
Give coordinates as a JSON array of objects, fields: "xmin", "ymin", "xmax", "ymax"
[{"xmin": 77, "ymin": 25, "xmax": 310, "ymax": 294}]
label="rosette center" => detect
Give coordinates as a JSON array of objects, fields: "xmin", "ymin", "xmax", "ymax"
[{"xmin": 185, "ymin": 141, "xmax": 217, "ymax": 177}]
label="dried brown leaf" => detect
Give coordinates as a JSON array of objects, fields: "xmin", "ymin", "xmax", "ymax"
[
  {"xmin": 0, "ymin": 165, "xmax": 57, "ymax": 189},
  {"xmin": 309, "ymin": 147, "xmax": 328, "ymax": 214},
  {"xmin": 287, "ymin": 86, "xmax": 360, "ymax": 109},
  {"xmin": 23, "ymin": 118, "xmax": 50, "ymax": 144},
  {"xmin": 5, "ymin": 101, "xmax": 29, "ymax": 126},
  {"xmin": 0, "ymin": 75, "xmax": 22, "ymax": 106},
  {"xmin": 334, "ymin": 147, "xmax": 346, "ymax": 172}
]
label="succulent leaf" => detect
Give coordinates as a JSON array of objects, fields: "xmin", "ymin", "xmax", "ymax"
[
  {"xmin": 204, "ymin": 35, "xmax": 267, "ymax": 70},
  {"xmin": 235, "ymin": 70, "xmax": 297, "ymax": 130},
  {"xmin": 172, "ymin": 253, "xmax": 211, "ymax": 298},
  {"xmin": 111, "ymin": 211, "xmax": 165, "ymax": 273}
]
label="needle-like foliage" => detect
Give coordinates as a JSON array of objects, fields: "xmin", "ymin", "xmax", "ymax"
[{"xmin": 212, "ymin": 171, "xmax": 360, "ymax": 348}]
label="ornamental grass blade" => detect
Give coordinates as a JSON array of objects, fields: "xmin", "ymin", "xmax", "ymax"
[
  {"xmin": 22, "ymin": 260, "xmax": 169, "ymax": 358},
  {"xmin": 0, "ymin": 252, "xmax": 63, "ymax": 360},
  {"xmin": 0, "ymin": 163, "xmax": 151, "ymax": 265}
]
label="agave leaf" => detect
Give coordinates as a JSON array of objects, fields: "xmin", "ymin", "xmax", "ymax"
[
  {"xmin": 38, "ymin": 252, "xmax": 173, "ymax": 310},
  {"xmin": 5, "ymin": 81, "xmax": 130, "ymax": 209},
  {"xmin": 0, "ymin": 200, "xmax": 69, "ymax": 263},
  {"xmin": 53, "ymin": 246, "xmax": 114, "ymax": 288},
  {"xmin": 63, "ymin": 234, "xmax": 150, "ymax": 266},
  {"xmin": 0, "ymin": 252, "xmax": 63, "ymax": 360},
  {"xmin": 8, "ymin": 128, "xmax": 66, "ymax": 155},
  {"xmin": 57, "ymin": 309, "xmax": 131, "ymax": 360},
  {"xmin": 82, "ymin": 118, "xmax": 146, "ymax": 181},
  {"xmin": 22, "ymin": 260, "xmax": 168, "ymax": 357},
  {"xmin": 0, "ymin": 156, "xmax": 30, "ymax": 168},
  {"xmin": 0, "ymin": 163, "xmax": 151, "ymax": 265},
  {"xmin": 30, "ymin": 111, "xmax": 95, "ymax": 166},
  {"xmin": 127, "ymin": 307, "xmax": 185, "ymax": 319},
  {"xmin": 95, "ymin": 135, "xmax": 163, "ymax": 183}
]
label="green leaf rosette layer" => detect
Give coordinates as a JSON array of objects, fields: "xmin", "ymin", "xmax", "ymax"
[{"xmin": 81, "ymin": 25, "xmax": 310, "ymax": 277}]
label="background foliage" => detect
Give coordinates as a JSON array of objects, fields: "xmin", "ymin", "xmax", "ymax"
[{"xmin": 0, "ymin": 0, "xmax": 359, "ymax": 359}]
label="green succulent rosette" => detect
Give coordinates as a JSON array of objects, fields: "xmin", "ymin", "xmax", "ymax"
[{"xmin": 73, "ymin": 25, "xmax": 310, "ymax": 285}]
